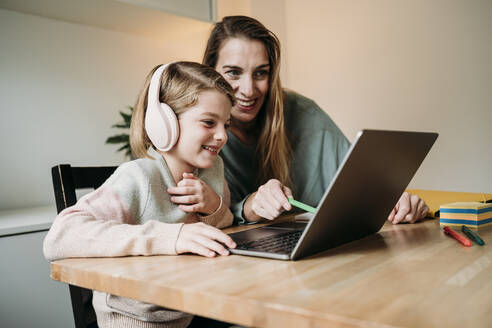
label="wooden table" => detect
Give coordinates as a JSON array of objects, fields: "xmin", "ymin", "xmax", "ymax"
[{"xmin": 50, "ymin": 218, "xmax": 492, "ymax": 328}]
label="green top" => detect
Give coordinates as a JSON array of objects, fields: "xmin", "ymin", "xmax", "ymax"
[{"xmin": 220, "ymin": 90, "xmax": 350, "ymax": 224}]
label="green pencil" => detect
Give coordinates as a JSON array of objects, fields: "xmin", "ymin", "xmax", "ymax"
[
  {"xmin": 288, "ymin": 198, "xmax": 317, "ymax": 214},
  {"xmin": 461, "ymin": 225, "xmax": 485, "ymax": 246}
]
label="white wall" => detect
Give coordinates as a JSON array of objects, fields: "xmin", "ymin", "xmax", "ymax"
[
  {"xmin": 0, "ymin": 8, "xmax": 212, "ymax": 210},
  {"xmin": 252, "ymin": 0, "xmax": 492, "ymax": 193}
]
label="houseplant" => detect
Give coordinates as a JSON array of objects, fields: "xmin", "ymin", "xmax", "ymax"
[{"xmin": 105, "ymin": 106, "xmax": 133, "ymax": 158}]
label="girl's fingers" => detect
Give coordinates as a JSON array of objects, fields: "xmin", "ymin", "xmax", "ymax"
[
  {"xmin": 177, "ymin": 223, "xmax": 236, "ymax": 256},
  {"xmin": 186, "ymin": 240, "xmax": 216, "ymax": 258},
  {"xmin": 171, "ymin": 195, "xmax": 198, "ymax": 204},
  {"xmin": 179, "ymin": 204, "xmax": 199, "ymax": 213},
  {"xmin": 177, "ymin": 178, "xmax": 197, "ymax": 187},
  {"xmin": 182, "ymin": 172, "xmax": 197, "ymax": 179},
  {"xmin": 168, "ymin": 186, "xmax": 195, "ymax": 195},
  {"xmin": 193, "ymin": 234, "xmax": 229, "ymax": 256},
  {"xmin": 194, "ymin": 223, "xmax": 236, "ymax": 248}
]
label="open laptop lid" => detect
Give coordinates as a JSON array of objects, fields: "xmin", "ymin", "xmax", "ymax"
[{"xmin": 290, "ymin": 129, "xmax": 438, "ymax": 260}]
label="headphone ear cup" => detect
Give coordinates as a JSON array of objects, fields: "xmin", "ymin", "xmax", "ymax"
[
  {"xmin": 144, "ymin": 63, "xmax": 180, "ymax": 151},
  {"xmin": 145, "ymin": 101, "xmax": 179, "ymax": 152},
  {"xmin": 159, "ymin": 102, "xmax": 179, "ymax": 150}
]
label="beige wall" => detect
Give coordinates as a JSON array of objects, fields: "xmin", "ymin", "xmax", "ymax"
[
  {"xmin": 2, "ymin": 1, "xmax": 491, "ymax": 210},
  {"xmin": 248, "ymin": 0, "xmax": 492, "ymax": 193}
]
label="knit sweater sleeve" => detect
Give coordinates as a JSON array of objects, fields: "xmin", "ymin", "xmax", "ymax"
[
  {"xmin": 43, "ymin": 162, "xmax": 183, "ymax": 261},
  {"xmin": 198, "ymin": 180, "xmax": 233, "ymax": 229}
]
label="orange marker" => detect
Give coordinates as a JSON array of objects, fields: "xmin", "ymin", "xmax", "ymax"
[{"xmin": 443, "ymin": 226, "xmax": 472, "ymax": 247}]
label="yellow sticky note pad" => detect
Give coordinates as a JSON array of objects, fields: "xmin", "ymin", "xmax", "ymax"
[{"xmin": 440, "ymin": 202, "xmax": 492, "ymax": 229}]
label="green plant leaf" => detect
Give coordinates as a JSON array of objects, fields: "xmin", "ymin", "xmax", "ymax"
[
  {"xmin": 111, "ymin": 123, "xmax": 130, "ymax": 129},
  {"xmin": 105, "ymin": 134, "xmax": 129, "ymax": 144},
  {"xmin": 117, "ymin": 144, "xmax": 130, "ymax": 152},
  {"xmin": 107, "ymin": 106, "xmax": 133, "ymax": 158},
  {"xmin": 119, "ymin": 111, "xmax": 132, "ymax": 123}
]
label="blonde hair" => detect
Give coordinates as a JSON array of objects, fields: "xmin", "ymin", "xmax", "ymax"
[
  {"xmin": 203, "ymin": 16, "xmax": 292, "ymax": 188},
  {"xmin": 130, "ymin": 61, "xmax": 235, "ymax": 159}
]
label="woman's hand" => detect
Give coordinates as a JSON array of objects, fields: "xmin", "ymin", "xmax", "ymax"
[
  {"xmin": 168, "ymin": 173, "xmax": 221, "ymax": 215},
  {"xmin": 244, "ymin": 179, "xmax": 293, "ymax": 221},
  {"xmin": 387, "ymin": 192, "xmax": 429, "ymax": 224},
  {"xmin": 175, "ymin": 222, "xmax": 236, "ymax": 257}
]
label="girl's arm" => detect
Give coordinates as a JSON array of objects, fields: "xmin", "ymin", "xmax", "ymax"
[{"xmin": 43, "ymin": 184, "xmax": 184, "ymax": 261}]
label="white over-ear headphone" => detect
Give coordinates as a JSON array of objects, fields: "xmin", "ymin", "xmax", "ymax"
[{"xmin": 144, "ymin": 63, "xmax": 179, "ymax": 151}]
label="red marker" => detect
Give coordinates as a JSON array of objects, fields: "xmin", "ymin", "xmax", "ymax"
[{"xmin": 443, "ymin": 226, "xmax": 472, "ymax": 247}]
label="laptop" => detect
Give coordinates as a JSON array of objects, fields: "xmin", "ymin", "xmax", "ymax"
[{"xmin": 228, "ymin": 129, "xmax": 438, "ymax": 260}]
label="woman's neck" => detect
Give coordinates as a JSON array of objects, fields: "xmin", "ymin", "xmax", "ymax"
[
  {"xmin": 230, "ymin": 119, "xmax": 259, "ymax": 145},
  {"xmin": 159, "ymin": 151, "xmax": 194, "ymax": 184}
]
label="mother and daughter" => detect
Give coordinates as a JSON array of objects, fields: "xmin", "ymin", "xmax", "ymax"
[{"xmin": 44, "ymin": 15, "xmax": 429, "ymax": 328}]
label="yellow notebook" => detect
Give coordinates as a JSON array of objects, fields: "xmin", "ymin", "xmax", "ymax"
[{"xmin": 405, "ymin": 189, "xmax": 492, "ymax": 218}]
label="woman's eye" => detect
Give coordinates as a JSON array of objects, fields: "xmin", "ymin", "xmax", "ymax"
[
  {"xmin": 225, "ymin": 70, "xmax": 241, "ymax": 79},
  {"xmin": 254, "ymin": 70, "xmax": 269, "ymax": 79}
]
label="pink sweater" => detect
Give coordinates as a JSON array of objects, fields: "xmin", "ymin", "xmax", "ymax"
[{"xmin": 44, "ymin": 148, "xmax": 233, "ymax": 328}]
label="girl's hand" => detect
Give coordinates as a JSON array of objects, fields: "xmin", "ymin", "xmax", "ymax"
[
  {"xmin": 168, "ymin": 173, "xmax": 221, "ymax": 215},
  {"xmin": 175, "ymin": 222, "xmax": 236, "ymax": 257},
  {"xmin": 387, "ymin": 192, "xmax": 429, "ymax": 224},
  {"xmin": 245, "ymin": 179, "xmax": 293, "ymax": 221}
]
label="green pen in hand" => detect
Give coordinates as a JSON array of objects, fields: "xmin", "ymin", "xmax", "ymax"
[{"xmin": 288, "ymin": 198, "xmax": 317, "ymax": 214}]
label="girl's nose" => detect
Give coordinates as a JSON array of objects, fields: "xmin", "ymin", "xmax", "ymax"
[{"xmin": 214, "ymin": 125, "xmax": 227, "ymax": 142}]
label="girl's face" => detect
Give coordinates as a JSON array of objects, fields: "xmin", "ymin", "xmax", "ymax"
[
  {"xmin": 169, "ymin": 89, "xmax": 231, "ymax": 172},
  {"xmin": 215, "ymin": 38, "xmax": 270, "ymax": 125}
]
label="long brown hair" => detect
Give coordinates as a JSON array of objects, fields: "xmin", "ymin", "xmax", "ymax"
[
  {"xmin": 130, "ymin": 61, "xmax": 235, "ymax": 159},
  {"xmin": 203, "ymin": 15, "xmax": 291, "ymax": 188}
]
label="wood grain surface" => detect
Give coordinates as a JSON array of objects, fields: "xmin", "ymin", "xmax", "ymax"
[{"xmin": 50, "ymin": 218, "xmax": 492, "ymax": 328}]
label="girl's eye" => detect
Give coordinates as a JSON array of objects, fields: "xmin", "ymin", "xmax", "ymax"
[
  {"xmin": 202, "ymin": 120, "xmax": 216, "ymax": 127},
  {"xmin": 224, "ymin": 122, "xmax": 231, "ymax": 129}
]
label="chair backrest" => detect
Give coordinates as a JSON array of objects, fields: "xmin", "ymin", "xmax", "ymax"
[{"xmin": 51, "ymin": 164, "xmax": 117, "ymax": 328}]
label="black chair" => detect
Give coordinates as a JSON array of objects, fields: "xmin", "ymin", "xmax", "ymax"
[{"xmin": 51, "ymin": 164, "xmax": 117, "ymax": 328}]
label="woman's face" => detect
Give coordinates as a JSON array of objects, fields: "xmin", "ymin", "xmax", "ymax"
[{"xmin": 215, "ymin": 38, "xmax": 270, "ymax": 125}]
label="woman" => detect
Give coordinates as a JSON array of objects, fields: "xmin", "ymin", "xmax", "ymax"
[{"xmin": 202, "ymin": 15, "xmax": 428, "ymax": 225}]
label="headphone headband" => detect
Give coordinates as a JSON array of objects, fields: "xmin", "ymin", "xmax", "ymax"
[{"xmin": 147, "ymin": 63, "xmax": 171, "ymax": 110}]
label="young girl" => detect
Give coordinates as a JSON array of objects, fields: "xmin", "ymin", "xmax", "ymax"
[{"xmin": 44, "ymin": 61, "xmax": 237, "ymax": 328}]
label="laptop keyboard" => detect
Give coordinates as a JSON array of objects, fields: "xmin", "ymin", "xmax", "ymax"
[{"xmin": 235, "ymin": 230, "xmax": 303, "ymax": 254}]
